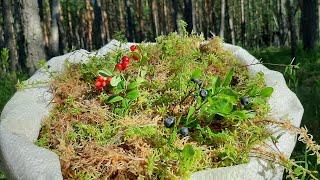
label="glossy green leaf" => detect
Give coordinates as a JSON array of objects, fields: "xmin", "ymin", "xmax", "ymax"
[
  {"xmin": 127, "ymin": 82, "xmax": 138, "ymax": 90},
  {"xmin": 260, "ymin": 87, "xmax": 274, "ymax": 97},
  {"xmin": 222, "ymin": 68, "xmax": 234, "ymax": 87},
  {"xmin": 110, "ymin": 76, "xmax": 121, "ymax": 87},
  {"xmin": 126, "ymin": 90, "xmax": 139, "ymax": 100},
  {"xmin": 187, "ymin": 106, "xmax": 196, "ymax": 121},
  {"xmin": 98, "ymin": 69, "xmax": 113, "ymax": 77},
  {"xmin": 108, "ymin": 96, "xmax": 123, "ymax": 103}
]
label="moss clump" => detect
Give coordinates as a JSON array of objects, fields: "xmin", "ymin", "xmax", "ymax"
[{"xmin": 36, "ymin": 32, "xmax": 275, "ymax": 179}]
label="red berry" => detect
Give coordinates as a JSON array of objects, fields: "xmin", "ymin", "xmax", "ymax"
[
  {"xmin": 121, "ymin": 56, "xmax": 130, "ymax": 63},
  {"xmin": 102, "ymin": 81, "xmax": 107, "ymax": 87},
  {"xmin": 98, "ymin": 75, "xmax": 105, "ymax": 82},
  {"xmin": 122, "ymin": 61, "xmax": 129, "ymax": 68},
  {"xmin": 130, "ymin": 45, "xmax": 137, "ymax": 51},
  {"xmin": 115, "ymin": 63, "xmax": 124, "ymax": 71},
  {"xmin": 95, "ymin": 81, "xmax": 103, "ymax": 90}
]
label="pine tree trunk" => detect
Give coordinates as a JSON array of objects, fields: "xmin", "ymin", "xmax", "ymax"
[
  {"xmin": 241, "ymin": 0, "xmax": 246, "ymax": 45},
  {"xmin": 227, "ymin": 0, "xmax": 235, "ymax": 44},
  {"xmin": 93, "ymin": 0, "xmax": 103, "ymax": 48},
  {"xmin": 100, "ymin": 0, "xmax": 110, "ymax": 43},
  {"xmin": 85, "ymin": 0, "xmax": 93, "ymax": 50},
  {"xmin": 13, "ymin": 0, "xmax": 26, "ymax": 70},
  {"xmin": 56, "ymin": 1, "xmax": 66, "ymax": 53},
  {"xmin": 119, "ymin": 0, "xmax": 126, "ymax": 31},
  {"xmin": 287, "ymin": 0, "xmax": 297, "ymax": 62},
  {"xmin": 300, "ymin": 0, "xmax": 318, "ymax": 50},
  {"xmin": 220, "ymin": 0, "xmax": 226, "ymax": 38},
  {"xmin": 172, "ymin": 0, "xmax": 178, "ymax": 31},
  {"xmin": 191, "ymin": 0, "xmax": 197, "ymax": 32},
  {"xmin": 152, "ymin": 0, "xmax": 160, "ymax": 36},
  {"xmin": 21, "ymin": 0, "xmax": 46, "ymax": 74},
  {"xmin": 49, "ymin": 0, "xmax": 60, "ymax": 57},
  {"xmin": 279, "ymin": 0, "xmax": 287, "ymax": 46},
  {"xmin": 1, "ymin": 0, "xmax": 19, "ymax": 71},
  {"xmin": 183, "ymin": 0, "xmax": 193, "ymax": 33}
]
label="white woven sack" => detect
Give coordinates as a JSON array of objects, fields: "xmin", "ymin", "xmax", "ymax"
[{"xmin": 0, "ymin": 40, "xmax": 303, "ymax": 180}]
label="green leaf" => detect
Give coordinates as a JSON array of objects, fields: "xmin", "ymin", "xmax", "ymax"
[
  {"xmin": 127, "ymin": 82, "xmax": 138, "ymax": 90},
  {"xmin": 98, "ymin": 69, "xmax": 112, "ymax": 77},
  {"xmin": 108, "ymin": 96, "xmax": 123, "ymax": 103},
  {"xmin": 187, "ymin": 106, "xmax": 196, "ymax": 121},
  {"xmin": 260, "ymin": 87, "xmax": 274, "ymax": 97},
  {"xmin": 210, "ymin": 76, "xmax": 219, "ymax": 93},
  {"xmin": 222, "ymin": 68, "xmax": 234, "ymax": 87},
  {"xmin": 126, "ymin": 90, "xmax": 139, "ymax": 100},
  {"xmin": 215, "ymin": 99, "xmax": 233, "ymax": 115},
  {"xmin": 191, "ymin": 69, "xmax": 202, "ymax": 79},
  {"xmin": 136, "ymin": 77, "xmax": 145, "ymax": 84},
  {"xmin": 110, "ymin": 76, "xmax": 122, "ymax": 87},
  {"xmin": 140, "ymin": 69, "xmax": 147, "ymax": 78}
]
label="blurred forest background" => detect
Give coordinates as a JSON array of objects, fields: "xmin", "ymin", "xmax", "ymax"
[{"xmin": 0, "ymin": 0, "xmax": 319, "ymax": 178}]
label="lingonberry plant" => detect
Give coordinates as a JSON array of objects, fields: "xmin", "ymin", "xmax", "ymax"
[{"xmin": 36, "ymin": 28, "xmax": 319, "ymax": 179}]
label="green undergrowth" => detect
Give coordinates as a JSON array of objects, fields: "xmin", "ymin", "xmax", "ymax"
[{"xmin": 35, "ymin": 29, "xmax": 317, "ymax": 179}]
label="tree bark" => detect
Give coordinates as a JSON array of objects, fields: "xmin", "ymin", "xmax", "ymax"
[
  {"xmin": 49, "ymin": 0, "xmax": 60, "ymax": 57},
  {"xmin": 241, "ymin": 0, "xmax": 246, "ymax": 45},
  {"xmin": 220, "ymin": 0, "xmax": 226, "ymax": 38},
  {"xmin": 183, "ymin": 0, "xmax": 193, "ymax": 33},
  {"xmin": 93, "ymin": 0, "xmax": 103, "ymax": 48},
  {"xmin": 21, "ymin": 0, "xmax": 46, "ymax": 74},
  {"xmin": 1, "ymin": 0, "xmax": 19, "ymax": 71},
  {"xmin": 152, "ymin": 0, "xmax": 160, "ymax": 36},
  {"xmin": 172, "ymin": 0, "xmax": 178, "ymax": 31},
  {"xmin": 191, "ymin": 0, "xmax": 197, "ymax": 32},
  {"xmin": 287, "ymin": 0, "xmax": 297, "ymax": 62},
  {"xmin": 85, "ymin": 0, "xmax": 93, "ymax": 50},
  {"xmin": 227, "ymin": 0, "xmax": 235, "ymax": 44},
  {"xmin": 300, "ymin": 0, "xmax": 318, "ymax": 50},
  {"xmin": 100, "ymin": 0, "xmax": 110, "ymax": 43}
]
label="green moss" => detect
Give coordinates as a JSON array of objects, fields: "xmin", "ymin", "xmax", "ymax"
[{"xmin": 36, "ymin": 31, "xmax": 276, "ymax": 179}]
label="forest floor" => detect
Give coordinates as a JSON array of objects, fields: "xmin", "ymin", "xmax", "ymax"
[{"xmin": 0, "ymin": 45, "xmax": 319, "ymax": 178}]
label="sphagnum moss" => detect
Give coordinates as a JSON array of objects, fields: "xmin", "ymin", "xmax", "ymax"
[{"xmin": 36, "ymin": 32, "xmax": 319, "ymax": 180}]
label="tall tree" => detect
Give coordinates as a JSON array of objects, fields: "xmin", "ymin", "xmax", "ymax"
[
  {"xmin": 300, "ymin": 0, "xmax": 318, "ymax": 50},
  {"xmin": 287, "ymin": 0, "xmax": 297, "ymax": 61},
  {"xmin": 172, "ymin": 0, "xmax": 179, "ymax": 31},
  {"xmin": 241, "ymin": 0, "xmax": 246, "ymax": 45},
  {"xmin": 49, "ymin": 0, "xmax": 60, "ymax": 57},
  {"xmin": 152, "ymin": 0, "xmax": 160, "ymax": 36},
  {"xmin": 21, "ymin": 0, "xmax": 46, "ymax": 74},
  {"xmin": 100, "ymin": 0, "xmax": 110, "ymax": 43},
  {"xmin": 183, "ymin": 0, "xmax": 193, "ymax": 33},
  {"xmin": 220, "ymin": 0, "xmax": 226, "ymax": 38},
  {"xmin": 227, "ymin": 0, "xmax": 235, "ymax": 44},
  {"xmin": 93, "ymin": 0, "xmax": 103, "ymax": 48},
  {"xmin": 1, "ymin": 0, "xmax": 19, "ymax": 71}
]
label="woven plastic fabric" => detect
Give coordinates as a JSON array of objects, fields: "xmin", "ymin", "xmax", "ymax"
[{"xmin": 0, "ymin": 41, "xmax": 303, "ymax": 180}]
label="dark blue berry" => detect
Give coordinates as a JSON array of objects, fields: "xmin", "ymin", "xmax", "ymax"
[
  {"xmin": 180, "ymin": 127, "xmax": 189, "ymax": 136},
  {"xmin": 164, "ymin": 117, "xmax": 175, "ymax": 128},
  {"xmin": 240, "ymin": 96, "xmax": 250, "ymax": 106},
  {"xmin": 200, "ymin": 89, "xmax": 208, "ymax": 98},
  {"xmin": 191, "ymin": 78, "xmax": 203, "ymax": 86}
]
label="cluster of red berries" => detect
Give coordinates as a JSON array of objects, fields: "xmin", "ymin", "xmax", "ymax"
[
  {"xmin": 114, "ymin": 45, "xmax": 140, "ymax": 71},
  {"xmin": 95, "ymin": 75, "xmax": 112, "ymax": 91},
  {"xmin": 95, "ymin": 45, "xmax": 141, "ymax": 90}
]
